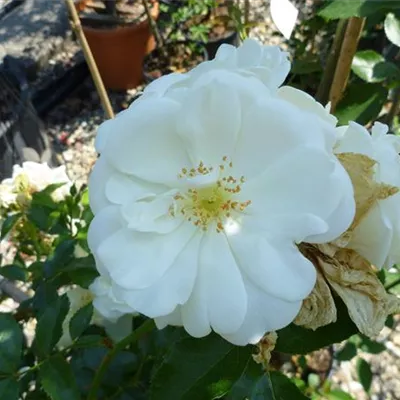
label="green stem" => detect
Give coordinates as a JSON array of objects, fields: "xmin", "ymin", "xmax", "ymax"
[
  {"xmin": 87, "ymin": 319, "xmax": 155, "ymax": 400},
  {"xmin": 385, "ymin": 277, "xmax": 400, "ymax": 291}
]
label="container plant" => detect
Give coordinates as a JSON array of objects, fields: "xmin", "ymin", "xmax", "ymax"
[
  {"xmin": 160, "ymin": 0, "xmax": 240, "ymax": 59},
  {"xmin": 75, "ymin": 0, "xmax": 159, "ymax": 89},
  {"xmin": 142, "ymin": 0, "xmax": 208, "ymax": 82},
  {"xmin": 188, "ymin": 0, "xmax": 239, "ymax": 59}
]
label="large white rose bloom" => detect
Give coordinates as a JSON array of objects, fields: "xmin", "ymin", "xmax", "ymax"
[
  {"xmin": 335, "ymin": 121, "xmax": 400, "ymax": 268},
  {"xmin": 88, "ymin": 39, "xmax": 355, "ymax": 345}
]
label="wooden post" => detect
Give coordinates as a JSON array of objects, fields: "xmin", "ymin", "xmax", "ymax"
[
  {"xmin": 316, "ymin": 19, "xmax": 348, "ymax": 106},
  {"xmin": 65, "ymin": 0, "xmax": 114, "ymax": 119},
  {"xmin": 329, "ymin": 17, "xmax": 366, "ymax": 113}
]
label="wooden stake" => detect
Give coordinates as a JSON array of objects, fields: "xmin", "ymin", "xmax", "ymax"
[
  {"xmin": 316, "ymin": 19, "xmax": 347, "ymax": 106},
  {"xmin": 65, "ymin": 0, "xmax": 114, "ymax": 119},
  {"xmin": 329, "ymin": 17, "xmax": 366, "ymax": 113}
]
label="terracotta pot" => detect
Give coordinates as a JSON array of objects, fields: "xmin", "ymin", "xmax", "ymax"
[{"xmin": 82, "ymin": 1, "xmax": 159, "ymax": 90}]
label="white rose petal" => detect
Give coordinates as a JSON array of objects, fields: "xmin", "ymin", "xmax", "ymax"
[
  {"xmin": 89, "ymin": 275, "xmax": 137, "ymax": 322},
  {"xmin": 270, "ymin": 0, "xmax": 299, "ymax": 39},
  {"xmin": 335, "ymin": 121, "xmax": 400, "ymax": 268},
  {"xmin": 88, "ymin": 39, "xmax": 355, "ymax": 345},
  {"xmin": 144, "ymin": 39, "xmax": 290, "ymax": 95}
]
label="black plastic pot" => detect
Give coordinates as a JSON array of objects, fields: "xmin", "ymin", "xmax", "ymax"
[
  {"xmin": 0, "ymin": 56, "xmax": 59, "ymax": 180},
  {"xmin": 32, "ymin": 58, "xmax": 89, "ymax": 117},
  {"xmin": 0, "ymin": 0, "xmax": 25, "ymax": 21},
  {"xmin": 205, "ymin": 30, "xmax": 239, "ymax": 60},
  {"xmin": 143, "ymin": 40, "xmax": 208, "ymax": 84}
]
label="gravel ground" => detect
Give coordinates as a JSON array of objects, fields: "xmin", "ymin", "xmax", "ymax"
[
  {"xmin": 330, "ymin": 320, "xmax": 400, "ymax": 400},
  {"xmin": 1, "ymin": 1, "xmax": 399, "ymax": 399}
]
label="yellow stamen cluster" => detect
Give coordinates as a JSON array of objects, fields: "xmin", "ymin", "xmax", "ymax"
[{"xmin": 170, "ymin": 157, "xmax": 251, "ymax": 232}]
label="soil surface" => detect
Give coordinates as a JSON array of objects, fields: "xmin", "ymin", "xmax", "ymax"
[
  {"xmin": 79, "ymin": 0, "xmax": 147, "ymax": 28},
  {"xmin": 144, "ymin": 42, "xmax": 205, "ymax": 80}
]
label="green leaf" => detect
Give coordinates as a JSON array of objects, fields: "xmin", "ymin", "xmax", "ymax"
[
  {"xmin": 70, "ymin": 184, "xmax": 78, "ymax": 197},
  {"xmin": 28, "ymin": 205, "xmax": 55, "ymax": 231},
  {"xmin": 275, "ymin": 298, "xmax": 357, "ymax": 355},
  {"xmin": 32, "ymin": 283, "xmax": 59, "ymax": 316},
  {"xmin": 327, "ymin": 389, "xmax": 355, "ymax": 400},
  {"xmin": 228, "ymin": 359, "xmax": 274, "ymax": 400},
  {"xmin": 291, "ymin": 57, "xmax": 322, "ymax": 75},
  {"xmin": 385, "ymin": 314, "xmax": 395, "ymax": 328},
  {"xmin": 385, "ymin": 13, "xmax": 400, "ymax": 47},
  {"xmin": 335, "ymin": 83, "xmax": 388, "ymax": 126},
  {"xmin": 0, "ymin": 265, "xmax": 27, "ymax": 282},
  {"xmin": 319, "ymin": 0, "xmax": 400, "ymax": 19},
  {"xmin": 80, "ymin": 189, "xmax": 89, "ymax": 206},
  {"xmin": 69, "ymin": 303, "xmax": 93, "ymax": 341},
  {"xmin": 0, "ymin": 314, "xmax": 23, "ymax": 374},
  {"xmin": 356, "ymin": 358, "xmax": 372, "ymax": 392},
  {"xmin": 66, "ymin": 268, "xmax": 99, "ymax": 288},
  {"xmin": 359, "ymin": 335, "xmax": 386, "ymax": 354},
  {"xmin": 150, "ymin": 333, "xmax": 252, "ymax": 400},
  {"xmin": 351, "ymin": 50, "xmax": 400, "ymax": 82},
  {"xmin": 31, "ymin": 189, "xmax": 60, "ymax": 210},
  {"xmin": 39, "ymin": 355, "xmax": 80, "ymax": 400},
  {"xmin": 336, "ymin": 341, "xmax": 357, "ymax": 361},
  {"xmin": 73, "ymin": 335, "xmax": 105, "ymax": 349},
  {"xmin": 269, "ymin": 371, "xmax": 309, "ymax": 400},
  {"xmin": 63, "ymin": 255, "xmax": 99, "ymax": 288},
  {"xmin": 33, "ymin": 295, "xmax": 69, "ymax": 358},
  {"xmin": 0, "ymin": 378, "xmax": 19, "ymax": 399},
  {"xmin": 228, "ymin": 363, "xmax": 308, "ymax": 400},
  {"xmin": 1, "ymin": 213, "xmax": 22, "ymax": 239},
  {"xmin": 44, "ymin": 240, "xmax": 76, "ymax": 279}
]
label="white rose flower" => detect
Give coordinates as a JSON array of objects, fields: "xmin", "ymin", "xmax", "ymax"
[
  {"xmin": 0, "ymin": 181, "xmax": 17, "ymax": 209},
  {"xmin": 4, "ymin": 162, "xmax": 71, "ymax": 203},
  {"xmin": 335, "ymin": 121, "xmax": 400, "ymax": 268},
  {"xmin": 144, "ymin": 39, "xmax": 290, "ymax": 98},
  {"xmin": 88, "ymin": 41, "xmax": 355, "ymax": 345}
]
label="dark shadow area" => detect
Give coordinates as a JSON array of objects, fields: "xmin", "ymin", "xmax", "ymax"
[{"xmin": 0, "ymin": 0, "xmax": 70, "ymax": 78}]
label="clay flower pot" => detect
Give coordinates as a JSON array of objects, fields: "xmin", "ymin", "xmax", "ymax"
[{"xmin": 81, "ymin": 1, "xmax": 159, "ymax": 90}]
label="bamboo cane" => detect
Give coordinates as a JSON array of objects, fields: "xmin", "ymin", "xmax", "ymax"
[
  {"xmin": 316, "ymin": 19, "xmax": 348, "ymax": 105},
  {"xmin": 65, "ymin": 0, "xmax": 114, "ymax": 119},
  {"xmin": 328, "ymin": 17, "xmax": 366, "ymax": 113}
]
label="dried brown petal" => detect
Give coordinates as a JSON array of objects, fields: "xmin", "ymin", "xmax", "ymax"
[
  {"xmin": 335, "ymin": 152, "xmax": 398, "ymax": 247},
  {"xmin": 294, "ymin": 271, "xmax": 337, "ymax": 330},
  {"xmin": 320, "ymin": 247, "xmax": 400, "ymax": 338},
  {"xmin": 253, "ymin": 331, "xmax": 278, "ymax": 368},
  {"xmin": 296, "ymin": 244, "xmax": 400, "ymax": 338}
]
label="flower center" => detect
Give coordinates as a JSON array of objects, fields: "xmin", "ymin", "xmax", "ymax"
[{"xmin": 170, "ymin": 157, "xmax": 251, "ymax": 232}]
